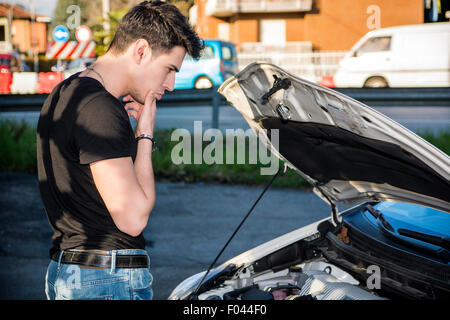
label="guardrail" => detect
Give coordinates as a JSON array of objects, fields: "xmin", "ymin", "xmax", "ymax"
[
  {"xmin": 334, "ymin": 87, "xmax": 450, "ymax": 107},
  {"xmin": 1, "ymin": 87, "xmax": 449, "ymax": 128}
]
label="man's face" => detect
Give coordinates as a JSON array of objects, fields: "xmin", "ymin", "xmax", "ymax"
[{"xmin": 130, "ymin": 45, "xmax": 186, "ymax": 104}]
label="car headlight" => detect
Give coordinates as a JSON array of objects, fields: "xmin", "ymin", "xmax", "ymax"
[
  {"xmin": 168, "ymin": 264, "xmax": 237, "ymax": 300},
  {"xmin": 168, "ymin": 271, "xmax": 206, "ymax": 300}
]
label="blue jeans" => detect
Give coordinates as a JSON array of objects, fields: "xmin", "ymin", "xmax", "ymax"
[{"xmin": 45, "ymin": 249, "xmax": 153, "ymax": 300}]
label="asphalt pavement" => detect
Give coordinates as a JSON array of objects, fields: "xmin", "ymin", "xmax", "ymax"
[
  {"xmin": 1, "ymin": 105, "xmax": 449, "ymax": 134},
  {"xmin": 0, "ymin": 172, "xmax": 330, "ymax": 300}
]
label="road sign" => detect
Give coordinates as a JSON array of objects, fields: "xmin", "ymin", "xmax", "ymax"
[
  {"xmin": 46, "ymin": 41, "xmax": 96, "ymax": 59},
  {"xmin": 75, "ymin": 25, "xmax": 92, "ymax": 42},
  {"xmin": 53, "ymin": 25, "xmax": 70, "ymax": 42}
]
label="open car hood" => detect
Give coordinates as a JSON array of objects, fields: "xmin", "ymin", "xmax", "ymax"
[{"xmin": 218, "ymin": 62, "xmax": 450, "ymax": 214}]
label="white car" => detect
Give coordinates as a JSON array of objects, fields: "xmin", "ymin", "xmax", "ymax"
[
  {"xmin": 169, "ymin": 62, "xmax": 450, "ymax": 300},
  {"xmin": 334, "ymin": 22, "xmax": 450, "ymax": 88}
]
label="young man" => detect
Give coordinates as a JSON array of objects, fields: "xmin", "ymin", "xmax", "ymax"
[{"xmin": 37, "ymin": 1, "xmax": 203, "ymax": 300}]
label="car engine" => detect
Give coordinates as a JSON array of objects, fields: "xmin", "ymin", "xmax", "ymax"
[{"xmin": 197, "ymin": 260, "xmax": 384, "ymax": 300}]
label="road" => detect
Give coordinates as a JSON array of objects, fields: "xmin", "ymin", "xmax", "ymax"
[
  {"xmin": 0, "ymin": 172, "xmax": 331, "ymax": 300},
  {"xmin": 1, "ymin": 105, "xmax": 449, "ymax": 134}
]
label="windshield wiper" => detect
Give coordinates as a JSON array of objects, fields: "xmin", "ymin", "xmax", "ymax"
[
  {"xmin": 365, "ymin": 204, "xmax": 395, "ymax": 232},
  {"xmin": 397, "ymin": 228, "xmax": 450, "ymax": 251},
  {"xmin": 365, "ymin": 204, "xmax": 450, "ymax": 261}
]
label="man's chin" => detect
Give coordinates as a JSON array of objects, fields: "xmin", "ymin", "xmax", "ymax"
[{"xmin": 128, "ymin": 93, "xmax": 144, "ymax": 105}]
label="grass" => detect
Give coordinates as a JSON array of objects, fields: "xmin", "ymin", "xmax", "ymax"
[
  {"xmin": 152, "ymin": 129, "xmax": 306, "ymax": 188},
  {"xmin": 416, "ymin": 130, "xmax": 450, "ymax": 155},
  {"xmin": 0, "ymin": 120, "xmax": 37, "ymax": 173},
  {"xmin": 1, "ymin": 119, "xmax": 449, "ymax": 188}
]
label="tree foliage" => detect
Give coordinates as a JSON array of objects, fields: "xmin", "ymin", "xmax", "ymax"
[
  {"xmin": 91, "ymin": 9, "xmax": 128, "ymax": 56},
  {"xmin": 51, "ymin": 0, "xmax": 195, "ymax": 55}
]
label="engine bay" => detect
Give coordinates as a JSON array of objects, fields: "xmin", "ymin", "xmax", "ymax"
[
  {"xmin": 190, "ymin": 216, "xmax": 449, "ymax": 300},
  {"xmin": 197, "ymin": 259, "xmax": 384, "ymax": 300}
]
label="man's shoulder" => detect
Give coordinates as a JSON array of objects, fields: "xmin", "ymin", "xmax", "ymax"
[
  {"xmin": 44, "ymin": 74, "xmax": 120, "ymax": 115},
  {"xmin": 64, "ymin": 74, "xmax": 117, "ymax": 108}
]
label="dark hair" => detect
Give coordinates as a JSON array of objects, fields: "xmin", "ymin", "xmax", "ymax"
[{"xmin": 108, "ymin": 1, "xmax": 203, "ymax": 59}]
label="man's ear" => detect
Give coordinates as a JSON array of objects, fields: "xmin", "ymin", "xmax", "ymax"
[{"xmin": 132, "ymin": 39, "xmax": 152, "ymax": 64}]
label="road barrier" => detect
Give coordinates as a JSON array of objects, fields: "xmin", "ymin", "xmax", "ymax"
[
  {"xmin": 1, "ymin": 87, "xmax": 449, "ymax": 129},
  {"xmin": 10, "ymin": 72, "xmax": 38, "ymax": 94},
  {"xmin": 0, "ymin": 72, "xmax": 12, "ymax": 94},
  {"xmin": 36, "ymin": 72, "xmax": 65, "ymax": 94},
  {"xmin": 334, "ymin": 87, "xmax": 450, "ymax": 107},
  {"xmin": 1, "ymin": 72, "xmax": 66, "ymax": 95}
]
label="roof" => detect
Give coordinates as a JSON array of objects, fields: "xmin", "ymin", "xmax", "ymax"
[
  {"xmin": 366, "ymin": 22, "xmax": 450, "ymax": 36},
  {"xmin": 0, "ymin": 3, "xmax": 51, "ymax": 21}
]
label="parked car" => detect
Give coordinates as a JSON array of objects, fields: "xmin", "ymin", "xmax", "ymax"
[
  {"xmin": 169, "ymin": 62, "xmax": 450, "ymax": 300},
  {"xmin": 51, "ymin": 58, "xmax": 95, "ymax": 76},
  {"xmin": 333, "ymin": 22, "xmax": 450, "ymax": 87},
  {"xmin": 174, "ymin": 39, "xmax": 238, "ymax": 89},
  {"xmin": 0, "ymin": 53, "xmax": 29, "ymax": 72}
]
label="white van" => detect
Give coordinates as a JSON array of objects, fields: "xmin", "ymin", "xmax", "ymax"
[{"xmin": 334, "ymin": 23, "xmax": 450, "ymax": 88}]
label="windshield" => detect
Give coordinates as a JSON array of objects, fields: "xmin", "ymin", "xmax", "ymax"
[
  {"xmin": 354, "ymin": 36, "xmax": 391, "ymax": 56},
  {"xmin": 0, "ymin": 57, "xmax": 10, "ymax": 66},
  {"xmin": 221, "ymin": 43, "xmax": 236, "ymax": 61},
  {"xmin": 374, "ymin": 202, "xmax": 449, "ymax": 237},
  {"xmin": 364, "ymin": 202, "xmax": 450, "ymax": 250},
  {"xmin": 184, "ymin": 45, "xmax": 215, "ymax": 62}
]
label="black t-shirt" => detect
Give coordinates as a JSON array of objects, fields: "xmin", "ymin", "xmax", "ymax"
[{"xmin": 37, "ymin": 73, "xmax": 145, "ymax": 258}]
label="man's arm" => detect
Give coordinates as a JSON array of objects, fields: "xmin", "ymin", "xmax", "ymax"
[
  {"xmin": 90, "ymin": 143, "xmax": 155, "ymax": 237},
  {"xmin": 90, "ymin": 91, "xmax": 157, "ymax": 237}
]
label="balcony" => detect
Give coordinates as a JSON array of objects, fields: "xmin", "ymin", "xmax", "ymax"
[{"xmin": 205, "ymin": 0, "xmax": 313, "ymax": 17}]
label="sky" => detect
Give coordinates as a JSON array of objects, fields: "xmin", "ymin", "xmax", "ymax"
[{"xmin": 3, "ymin": 0, "xmax": 58, "ymax": 17}]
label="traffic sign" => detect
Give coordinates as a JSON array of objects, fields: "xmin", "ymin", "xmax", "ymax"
[
  {"xmin": 46, "ymin": 41, "xmax": 96, "ymax": 59},
  {"xmin": 53, "ymin": 25, "xmax": 70, "ymax": 42},
  {"xmin": 75, "ymin": 25, "xmax": 92, "ymax": 42}
]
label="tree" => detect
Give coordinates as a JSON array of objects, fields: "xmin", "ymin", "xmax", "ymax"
[
  {"xmin": 91, "ymin": 9, "xmax": 128, "ymax": 56},
  {"xmin": 51, "ymin": 0, "xmax": 195, "ymax": 56}
]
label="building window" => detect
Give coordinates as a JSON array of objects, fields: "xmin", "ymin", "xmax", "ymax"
[
  {"xmin": 0, "ymin": 25, "xmax": 5, "ymax": 42},
  {"xmin": 217, "ymin": 23, "xmax": 230, "ymax": 41},
  {"xmin": 354, "ymin": 36, "xmax": 391, "ymax": 57},
  {"xmin": 259, "ymin": 19, "xmax": 286, "ymax": 44}
]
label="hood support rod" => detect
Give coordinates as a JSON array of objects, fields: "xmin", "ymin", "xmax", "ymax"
[
  {"xmin": 314, "ymin": 184, "xmax": 341, "ymax": 226},
  {"xmin": 331, "ymin": 202, "xmax": 340, "ymax": 226},
  {"xmin": 191, "ymin": 166, "xmax": 282, "ymax": 299}
]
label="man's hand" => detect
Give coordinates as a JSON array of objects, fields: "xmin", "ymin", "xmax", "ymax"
[{"xmin": 123, "ymin": 91, "xmax": 157, "ymax": 137}]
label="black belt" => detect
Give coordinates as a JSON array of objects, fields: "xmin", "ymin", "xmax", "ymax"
[{"xmin": 51, "ymin": 250, "xmax": 148, "ymax": 269}]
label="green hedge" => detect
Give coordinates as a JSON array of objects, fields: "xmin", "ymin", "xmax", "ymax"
[
  {"xmin": 1, "ymin": 120, "xmax": 448, "ymax": 188},
  {"xmin": 0, "ymin": 120, "xmax": 37, "ymax": 172}
]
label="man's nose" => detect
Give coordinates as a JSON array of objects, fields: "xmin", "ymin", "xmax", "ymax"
[{"xmin": 163, "ymin": 73, "xmax": 176, "ymax": 92}]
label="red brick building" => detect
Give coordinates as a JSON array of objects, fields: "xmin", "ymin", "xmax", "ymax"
[
  {"xmin": 193, "ymin": 0, "xmax": 424, "ymax": 51},
  {"xmin": 0, "ymin": 3, "xmax": 51, "ymax": 54}
]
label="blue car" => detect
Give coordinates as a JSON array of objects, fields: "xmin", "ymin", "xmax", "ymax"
[{"xmin": 174, "ymin": 40, "xmax": 238, "ymax": 90}]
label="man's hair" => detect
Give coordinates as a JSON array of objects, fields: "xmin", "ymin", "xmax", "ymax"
[{"xmin": 108, "ymin": 1, "xmax": 203, "ymax": 59}]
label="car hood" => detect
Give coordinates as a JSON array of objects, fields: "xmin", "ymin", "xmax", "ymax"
[{"xmin": 218, "ymin": 62, "xmax": 450, "ymax": 213}]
